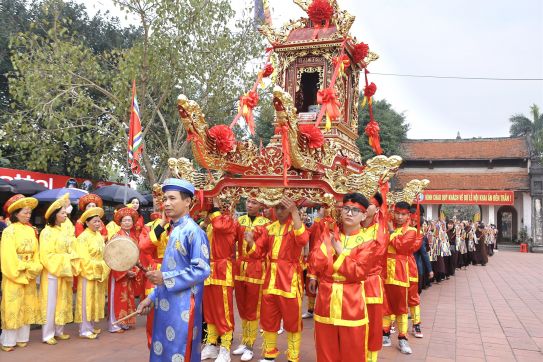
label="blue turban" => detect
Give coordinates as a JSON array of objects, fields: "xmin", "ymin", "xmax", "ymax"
[{"xmin": 162, "ymin": 178, "xmax": 195, "ymax": 197}]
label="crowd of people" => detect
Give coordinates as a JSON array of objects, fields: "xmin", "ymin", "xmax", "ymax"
[{"xmin": 0, "ymin": 179, "xmax": 497, "ymax": 361}]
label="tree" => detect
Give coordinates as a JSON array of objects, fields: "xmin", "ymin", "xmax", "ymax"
[
  {"xmin": 1, "ymin": 0, "xmax": 141, "ymax": 179},
  {"xmin": 509, "ymin": 104, "xmax": 543, "ymax": 160},
  {"xmin": 356, "ymin": 98, "xmax": 410, "ymax": 161},
  {"xmin": 3, "ymin": 0, "xmax": 264, "ymax": 185},
  {"xmin": 252, "ymin": 93, "xmax": 276, "ymax": 146}
]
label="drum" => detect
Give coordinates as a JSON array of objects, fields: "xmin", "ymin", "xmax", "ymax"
[{"xmin": 104, "ymin": 236, "xmax": 140, "ymax": 272}]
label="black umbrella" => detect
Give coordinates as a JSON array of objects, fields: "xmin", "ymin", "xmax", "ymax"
[
  {"xmin": 0, "ymin": 178, "xmax": 16, "ymax": 193},
  {"xmin": 9, "ymin": 179, "xmax": 48, "ymax": 195},
  {"xmin": 93, "ymin": 185, "xmax": 149, "ymax": 205}
]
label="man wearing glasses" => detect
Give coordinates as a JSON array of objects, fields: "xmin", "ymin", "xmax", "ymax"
[{"xmin": 308, "ymin": 193, "xmax": 383, "ymax": 362}]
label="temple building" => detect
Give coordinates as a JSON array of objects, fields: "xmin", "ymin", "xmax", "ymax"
[{"xmin": 395, "ymin": 136, "xmax": 543, "ymax": 251}]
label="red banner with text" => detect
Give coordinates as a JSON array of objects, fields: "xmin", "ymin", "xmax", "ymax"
[
  {"xmin": 420, "ymin": 190, "xmax": 514, "ymax": 205},
  {"xmin": 0, "ymin": 167, "xmax": 118, "ymax": 190}
]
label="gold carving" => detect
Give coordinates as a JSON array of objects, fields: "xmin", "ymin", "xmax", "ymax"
[
  {"xmin": 324, "ymin": 155, "xmax": 403, "ymax": 198},
  {"xmin": 177, "ymin": 95, "xmax": 259, "ymax": 172},
  {"xmin": 388, "ymin": 179, "xmax": 431, "ymax": 205},
  {"xmin": 296, "ymin": 66, "xmax": 324, "ymax": 91}
]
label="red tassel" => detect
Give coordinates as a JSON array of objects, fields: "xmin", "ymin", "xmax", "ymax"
[
  {"xmin": 364, "ymin": 69, "xmax": 382, "ymax": 155},
  {"xmin": 198, "ymin": 189, "xmax": 204, "ymax": 209},
  {"xmin": 416, "ymin": 198, "xmax": 421, "ymax": 236}
]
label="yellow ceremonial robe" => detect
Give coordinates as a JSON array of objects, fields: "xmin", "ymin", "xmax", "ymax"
[
  {"xmin": 73, "ymin": 228, "xmax": 110, "ymax": 323},
  {"xmin": 106, "ymin": 221, "xmax": 121, "ymax": 240},
  {"xmin": 0, "ymin": 222, "xmax": 42, "ymax": 329},
  {"xmin": 39, "ymin": 224, "xmax": 78, "ymax": 325}
]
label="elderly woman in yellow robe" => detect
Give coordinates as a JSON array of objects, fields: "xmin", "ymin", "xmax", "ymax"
[
  {"xmin": 0, "ymin": 194, "xmax": 42, "ymax": 352},
  {"xmin": 39, "ymin": 194, "xmax": 79, "ymax": 345},
  {"xmin": 73, "ymin": 207, "xmax": 110, "ymax": 339}
]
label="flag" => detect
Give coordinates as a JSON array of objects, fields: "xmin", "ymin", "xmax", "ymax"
[
  {"xmin": 255, "ymin": 0, "xmax": 272, "ymax": 27},
  {"xmin": 128, "ymin": 80, "xmax": 143, "ymax": 174}
]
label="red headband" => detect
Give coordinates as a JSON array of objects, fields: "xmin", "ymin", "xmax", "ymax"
[
  {"xmin": 370, "ymin": 198, "xmax": 380, "ymax": 207},
  {"xmin": 394, "ymin": 206, "xmax": 410, "ymax": 214},
  {"xmin": 344, "ymin": 201, "xmax": 367, "ymax": 212}
]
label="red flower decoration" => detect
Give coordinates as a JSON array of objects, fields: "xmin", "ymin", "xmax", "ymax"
[
  {"xmin": 364, "ymin": 82, "xmax": 377, "ymax": 97},
  {"xmin": 208, "ymin": 124, "xmax": 236, "ymax": 154},
  {"xmin": 353, "ymin": 42, "xmax": 369, "ymax": 64},
  {"xmin": 262, "ymin": 63, "xmax": 274, "ymax": 78},
  {"xmin": 299, "ymin": 124, "xmax": 325, "ymax": 149},
  {"xmin": 308, "ymin": 0, "xmax": 334, "ymax": 25}
]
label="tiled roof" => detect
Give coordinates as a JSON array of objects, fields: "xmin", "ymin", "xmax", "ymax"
[
  {"xmin": 400, "ymin": 137, "xmax": 529, "ymax": 160},
  {"xmin": 395, "ymin": 170, "xmax": 530, "ymax": 191}
]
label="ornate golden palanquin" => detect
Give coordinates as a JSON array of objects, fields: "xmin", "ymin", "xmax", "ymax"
[{"xmin": 169, "ymin": 0, "xmax": 428, "ymax": 209}]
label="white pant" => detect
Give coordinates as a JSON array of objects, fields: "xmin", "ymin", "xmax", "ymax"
[
  {"xmin": 0, "ymin": 325, "xmax": 30, "ymax": 347},
  {"xmin": 79, "ymin": 278, "xmax": 94, "ymax": 336},
  {"xmin": 42, "ymin": 274, "xmax": 65, "ymax": 341},
  {"xmin": 107, "ymin": 275, "xmax": 122, "ymax": 332}
]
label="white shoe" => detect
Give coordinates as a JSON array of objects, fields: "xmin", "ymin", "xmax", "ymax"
[
  {"xmin": 232, "ymin": 344, "xmax": 247, "ymax": 355},
  {"xmin": 241, "ymin": 349, "xmax": 254, "ymax": 361},
  {"xmin": 382, "ymin": 335, "xmax": 392, "ymax": 347},
  {"xmin": 215, "ymin": 346, "xmax": 231, "ymax": 362},
  {"xmin": 301, "ymin": 311, "xmax": 314, "ymax": 319},
  {"xmin": 399, "ymin": 339, "xmax": 412, "ymax": 354},
  {"xmin": 201, "ymin": 344, "xmax": 219, "ymax": 360},
  {"xmin": 277, "ymin": 327, "xmax": 284, "ymax": 335}
]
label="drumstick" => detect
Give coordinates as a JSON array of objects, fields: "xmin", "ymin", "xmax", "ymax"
[
  {"xmin": 136, "ymin": 261, "xmax": 148, "ymax": 272},
  {"xmin": 112, "ymin": 311, "xmax": 140, "ymax": 326}
]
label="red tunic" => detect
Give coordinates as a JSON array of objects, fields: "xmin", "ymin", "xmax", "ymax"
[
  {"xmin": 310, "ymin": 229, "xmax": 378, "ymax": 326},
  {"xmin": 107, "ymin": 229, "xmax": 143, "ymax": 326},
  {"xmin": 248, "ymin": 220, "xmax": 309, "ymax": 298},
  {"xmin": 204, "ymin": 211, "xmax": 237, "ymax": 334}
]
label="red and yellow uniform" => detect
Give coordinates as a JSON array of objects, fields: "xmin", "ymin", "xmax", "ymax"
[
  {"xmin": 305, "ymin": 216, "xmax": 334, "ymax": 312},
  {"xmin": 248, "ymin": 220, "xmax": 309, "ymax": 362},
  {"xmin": 140, "ymin": 218, "xmax": 169, "ymax": 348},
  {"xmin": 234, "ymin": 214, "xmax": 269, "ymax": 348},
  {"xmin": 360, "ymin": 222, "xmax": 388, "ymax": 362},
  {"xmin": 204, "ymin": 211, "xmax": 237, "ymax": 350},
  {"xmin": 382, "ymin": 224, "xmax": 417, "ymax": 338},
  {"xmin": 408, "ymin": 234, "xmax": 423, "ymax": 326},
  {"xmin": 310, "ymin": 228, "xmax": 381, "ymax": 362}
]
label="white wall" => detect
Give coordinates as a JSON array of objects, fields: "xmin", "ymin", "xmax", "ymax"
[
  {"xmin": 426, "ymin": 204, "xmax": 434, "ymax": 220},
  {"xmin": 523, "ymin": 192, "xmax": 532, "ymax": 237}
]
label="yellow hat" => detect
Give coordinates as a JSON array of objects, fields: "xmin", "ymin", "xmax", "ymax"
[
  {"xmin": 78, "ymin": 207, "xmax": 104, "ymax": 223},
  {"xmin": 45, "ymin": 193, "xmax": 70, "ymax": 221},
  {"xmin": 6, "ymin": 195, "xmax": 38, "ymax": 215}
]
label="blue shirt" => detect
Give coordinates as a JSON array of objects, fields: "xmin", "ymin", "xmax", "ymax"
[{"xmin": 148, "ymin": 214, "xmax": 210, "ymax": 362}]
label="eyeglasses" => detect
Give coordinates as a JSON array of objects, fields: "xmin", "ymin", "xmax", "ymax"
[{"xmin": 341, "ymin": 206, "xmax": 362, "ymax": 216}]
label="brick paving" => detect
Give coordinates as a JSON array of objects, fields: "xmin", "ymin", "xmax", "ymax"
[{"xmin": 2, "ymin": 250, "xmax": 543, "ymax": 361}]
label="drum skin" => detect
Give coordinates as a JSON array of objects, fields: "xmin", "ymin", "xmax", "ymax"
[{"xmin": 104, "ymin": 236, "xmax": 140, "ymax": 271}]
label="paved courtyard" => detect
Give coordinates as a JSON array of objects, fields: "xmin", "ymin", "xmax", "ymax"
[{"xmin": 2, "ymin": 250, "xmax": 543, "ymax": 361}]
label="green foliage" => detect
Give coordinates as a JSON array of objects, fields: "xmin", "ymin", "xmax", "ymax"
[
  {"xmin": 509, "ymin": 104, "xmax": 543, "ymax": 161},
  {"xmin": 356, "ymin": 98, "xmax": 410, "ymax": 161},
  {"xmin": 253, "ymin": 93, "xmax": 276, "ymax": 146},
  {"xmin": 441, "ymin": 204, "xmax": 480, "ymax": 221},
  {"xmin": 2, "ymin": 0, "xmax": 264, "ymax": 184}
]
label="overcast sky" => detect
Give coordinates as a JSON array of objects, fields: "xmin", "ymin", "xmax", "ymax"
[{"xmin": 82, "ymin": 0, "xmax": 543, "ymax": 139}]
